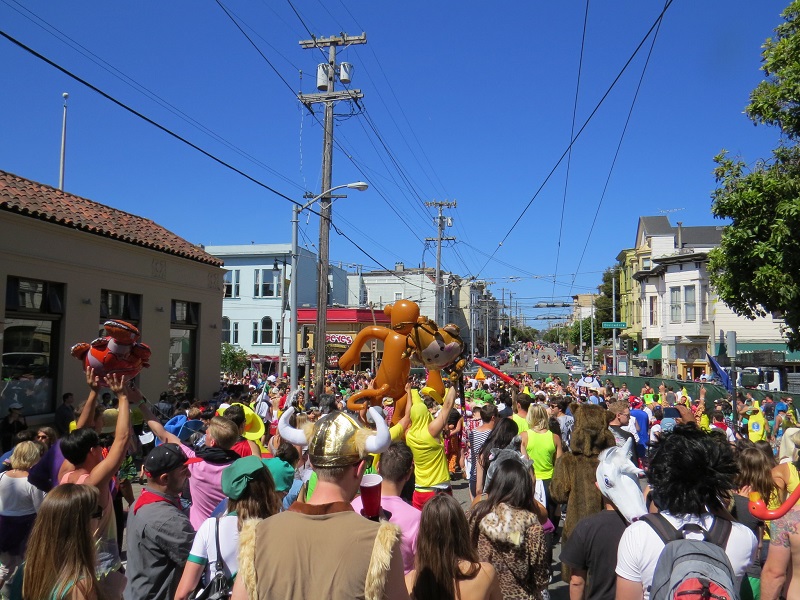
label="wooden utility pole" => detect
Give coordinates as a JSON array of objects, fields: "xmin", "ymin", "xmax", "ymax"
[
  {"xmin": 424, "ymin": 200, "xmax": 456, "ymax": 324},
  {"xmin": 298, "ymin": 33, "xmax": 366, "ymax": 400}
]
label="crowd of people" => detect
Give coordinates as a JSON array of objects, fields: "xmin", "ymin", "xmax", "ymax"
[{"xmin": 0, "ymin": 353, "xmax": 799, "ymax": 599}]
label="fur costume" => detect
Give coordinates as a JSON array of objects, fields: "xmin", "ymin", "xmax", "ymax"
[{"xmin": 549, "ymin": 403, "xmax": 615, "ymax": 583}]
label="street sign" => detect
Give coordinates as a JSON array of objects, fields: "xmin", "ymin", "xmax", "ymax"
[{"xmin": 602, "ymin": 321, "xmax": 627, "ymax": 329}]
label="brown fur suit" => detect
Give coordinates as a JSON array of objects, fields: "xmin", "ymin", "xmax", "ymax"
[{"xmin": 549, "ymin": 403, "xmax": 615, "ymax": 582}]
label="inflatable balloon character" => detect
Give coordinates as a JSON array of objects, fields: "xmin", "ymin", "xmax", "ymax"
[
  {"xmin": 339, "ymin": 299, "xmax": 422, "ymax": 418},
  {"xmin": 595, "ymin": 439, "xmax": 647, "ymax": 523},
  {"xmin": 402, "ymin": 319, "xmax": 466, "ymax": 402},
  {"xmin": 71, "ymin": 320, "xmax": 151, "ymax": 386},
  {"xmin": 750, "ymin": 485, "xmax": 800, "ymax": 521}
]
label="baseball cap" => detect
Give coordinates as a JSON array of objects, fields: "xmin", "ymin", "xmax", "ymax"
[{"xmin": 144, "ymin": 443, "xmax": 188, "ymax": 476}]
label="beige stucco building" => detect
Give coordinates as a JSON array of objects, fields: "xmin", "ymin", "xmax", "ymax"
[{"xmin": 0, "ymin": 170, "xmax": 224, "ymax": 421}]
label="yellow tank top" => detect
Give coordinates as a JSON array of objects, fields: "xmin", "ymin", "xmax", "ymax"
[
  {"xmin": 525, "ymin": 430, "xmax": 556, "ymax": 480},
  {"xmin": 512, "ymin": 414, "xmax": 529, "ymax": 433},
  {"xmin": 407, "ymin": 403, "xmax": 450, "ymax": 488}
]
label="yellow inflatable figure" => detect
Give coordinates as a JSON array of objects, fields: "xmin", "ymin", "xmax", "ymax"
[{"xmin": 403, "ymin": 319, "xmax": 466, "ymax": 404}]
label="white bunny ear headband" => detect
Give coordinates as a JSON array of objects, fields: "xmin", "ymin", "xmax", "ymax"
[{"xmin": 596, "ymin": 437, "xmax": 647, "ymax": 524}]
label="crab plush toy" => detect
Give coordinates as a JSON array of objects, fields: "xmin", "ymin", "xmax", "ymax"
[{"xmin": 71, "ymin": 320, "xmax": 151, "ymax": 385}]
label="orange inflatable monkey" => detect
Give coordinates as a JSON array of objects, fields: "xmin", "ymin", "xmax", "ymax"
[{"xmin": 339, "ymin": 299, "xmax": 423, "ymax": 419}]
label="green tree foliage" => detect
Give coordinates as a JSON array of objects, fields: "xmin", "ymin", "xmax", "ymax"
[
  {"xmin": 512, "ymin": 326, "xmax": 540, "ymax": 342},
  {"xmin": 220, "ymin": 342, "xmax": 249, "ymax": 375},
  {"xmin": 593, "ymin": 267, "xmax": 620, "ymax": 341},
  {"xmin": 566, "ymin": 317, "xmax": 595, "ymax": 348},
  {"xmin": 710, "ymin": 1, "xmax": 800, "ymax": 349},
  {"xmin": 542, "ymin": 327, "xmax": 560, "ymax": 344}
]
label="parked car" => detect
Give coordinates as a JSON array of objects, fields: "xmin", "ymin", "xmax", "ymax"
[{"xmin": 569, "ymin": 363, "xmax": 585, "ymax": 375}]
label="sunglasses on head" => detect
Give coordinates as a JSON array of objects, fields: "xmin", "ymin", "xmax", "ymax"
[{"xmin": 91, "ymin": 506, "xmax": 103, "ymax": 520}]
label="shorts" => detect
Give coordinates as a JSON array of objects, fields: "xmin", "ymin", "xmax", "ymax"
[{"xmin": 412, "ymin": 487, "xmax": 452, "ymax": 510}]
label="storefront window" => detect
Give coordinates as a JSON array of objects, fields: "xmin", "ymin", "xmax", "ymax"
[
  {"xmin": 3, "ymin": 277, "xmax": 63, "ymax": 415},
  {"xmin": 169, "ymin": 300, "xmax": 198, "ymax": 396}
]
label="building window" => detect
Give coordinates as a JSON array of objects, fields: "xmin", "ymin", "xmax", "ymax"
[
  {"xmin": 224, "ymin": 269, "xmax": 240, "ymax": 298},
  {"xmin": 642, "ymin": 257, "xmax": 651, "ymax": 270},
  {"xmin": 232, "ymin": 322, "xmax": 239, "ymax": 344},
  {"xmin": 254, "ymin": 317, "xmax": 273, "ymax": 344},
  {"xmin": 254, "ymin": 269, "xmax": 280, "ymax": 298},
  {"xmin": 222, "ymin": 317, "xmax": 231, "ymax": 343},
  {"xmin": 170, "ymin": 300, "xmax": 198, "ymax": 396},
  {"xmin": 684, "ymin": 286, "xmax": 696, "ymax": 322},
  {"xmin": 670, "ymin": 287, "xmax": 681, "ymax": 323},
  {"xmin": 3, "ymin": 277, "xmax": 63, "ymax": 416},
  {"xmin": 394, "ymin": 292, "xmax": 402, "ymax": 301},
  {"xmin": 100, "ymin": 289, "xmax": 141, "ymax": 325},
  {"xmin": 701, "ymin": 285, "xmax": 709, "ymax": 323},
  {"xmin": 649, "ymin": 296, "xmax": 658, "ymax": 326}
]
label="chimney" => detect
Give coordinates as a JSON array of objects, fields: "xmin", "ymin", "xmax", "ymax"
[
  {"xmin": 676, "ymin": 222, "xmax": 683, "ymax": 249},
  {"xmin": 395, "ymin": 262, "xmax": 404, "ymax": 272}
]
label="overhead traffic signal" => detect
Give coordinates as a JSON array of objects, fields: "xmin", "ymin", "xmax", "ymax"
[{"xmin": 631, "ymin": 339, "xmax": 640, "ymax": 354}]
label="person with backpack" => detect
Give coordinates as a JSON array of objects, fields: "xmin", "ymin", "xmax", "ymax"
[{"xmin": 615, "ymin": 424, "xmax": 757, "ymax": 600}]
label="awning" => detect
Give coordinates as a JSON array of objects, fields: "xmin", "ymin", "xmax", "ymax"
[{"xmin": 641, "ymin": 344, "xmax": 662, "ymax": 361}]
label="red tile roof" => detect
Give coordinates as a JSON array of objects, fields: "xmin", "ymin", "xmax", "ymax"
[{"xmin": 0, "ymin": 170, "xmax": 222, "ymax": 266}]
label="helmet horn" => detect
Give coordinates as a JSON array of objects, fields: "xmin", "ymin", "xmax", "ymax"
[
  {"xmin": 277, "ymin": 407, "xmax": 308, "ymax": 446},
  {"xmin": 364, "ymin": 407, "xmax": 392, "ymax": 454}
]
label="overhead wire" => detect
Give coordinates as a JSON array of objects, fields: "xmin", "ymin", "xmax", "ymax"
[
  {"xmin": 0, "ymin": 28, "xmax": 437, "ymax": 294},
  {"xmin": 0, "ymin": 0, "xmax": 305, "ymax": 192},
  {"xmin": 568, "ymin": 0, "xmax": 669, "ymax": 297},
  {"xmin": 552, "ymin": 0, "xmax": 591, "ymax": 300},
  {"xmin": 473, "ymin": 0, "xmax": 674, "ymax": 281}
]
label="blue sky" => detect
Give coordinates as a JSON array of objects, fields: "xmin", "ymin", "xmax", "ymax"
[{"xmin": 0, "ymin": 0, "xmax": 789, "ymax": 323}]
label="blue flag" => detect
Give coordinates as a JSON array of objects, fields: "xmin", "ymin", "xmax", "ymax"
[{"xmin": 707, "ymin": 352, "xmax": 733, "ymax": 392}]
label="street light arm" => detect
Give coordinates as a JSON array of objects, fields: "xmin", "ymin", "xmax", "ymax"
[{"xmin": 300, "ymin": 181, "xmax": 368, "ymax": 212}]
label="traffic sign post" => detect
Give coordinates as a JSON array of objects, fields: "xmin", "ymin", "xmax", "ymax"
[{"xmin": 602, "ymin": 321, "xmax": 627, "ymax": 329}]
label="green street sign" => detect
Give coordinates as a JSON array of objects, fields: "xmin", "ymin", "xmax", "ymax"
[{"xmin": 602, "ymin": 321, "xmax": 627, "ymax": 329}]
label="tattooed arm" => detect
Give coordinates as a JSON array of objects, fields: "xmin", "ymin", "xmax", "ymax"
[{"xmin": 761, "ymin": 509, "xmax": 798, "ymax": 600}]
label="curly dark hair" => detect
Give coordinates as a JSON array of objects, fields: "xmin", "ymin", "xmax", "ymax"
[{"xmin": 648, "ymin": 424, "xmax": 737, "ymax": 515}]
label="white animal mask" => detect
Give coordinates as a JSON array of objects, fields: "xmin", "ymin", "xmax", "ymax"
[{"xmin": 596, "ymin": 438, "xmax": 647, "ymax": 523}]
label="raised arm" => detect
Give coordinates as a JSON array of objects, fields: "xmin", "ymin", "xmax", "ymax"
[
  {"xmin": 76, "ymin": 367, "xmax": 101, "ymax": 430},
  {"xmin": 138, "ymin": 400, "xmax": 181, "ymax": 446},
  {"xmin": 86, "ymin": 373, "xmax": 130, "ymax": 488},
  {"xmin": 428, "ymin": 386, "xmax": 456, "ymax": 439}
]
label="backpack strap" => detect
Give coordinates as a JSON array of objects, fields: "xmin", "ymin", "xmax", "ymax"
[
  {"xmin": 640, "ymin": 513, "xmax": 683, "ymax": 545},
  {"xmin": 706, "ymin": 517, "xmax": 733, "ymax": 549}
]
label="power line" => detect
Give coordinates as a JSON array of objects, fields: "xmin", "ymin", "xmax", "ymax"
[
  {"xmin": 214, "ymin": 0, "xmax": 299, "ymax": 97},
  {"xmin": 473, "ymin": 0, "xmax": 674, "ymax": 280},
  {"xmin": 0, "ymin": 29, "xmax": 303, "ymax": 206},
  {"xmin": 568, "ymin": 0, "xmax": 669, "ymax": 297},
  {"xmin": 0, "ymin": 27, "xmax": 435, "ymax": 292},
  {"xmin": 552, "ymin": 0, "xmax": 590, "ymax": 300},
  {"xmin": 1, "ymin": 0, "xmax": 305, "ymax": 192}
]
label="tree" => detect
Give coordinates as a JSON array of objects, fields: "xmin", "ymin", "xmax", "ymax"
[
  {"xmin": 593, "ymin": 267, "xmax": 620, "ymax": 341},
  {"xmin": 710, "ymin": 1, "xmax": 800, "ymax": 350},
  {"xmin": 220, "ymin": 342, "xmax": 249, "ymax": 375},
  {"xmin": 512, "ymin": 326, "xmax": 540, "ymax": 342}
]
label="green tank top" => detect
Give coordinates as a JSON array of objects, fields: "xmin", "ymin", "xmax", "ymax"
[{"xmin": 525, "ymin": 429, "xmax": 556, "ymax": 480}]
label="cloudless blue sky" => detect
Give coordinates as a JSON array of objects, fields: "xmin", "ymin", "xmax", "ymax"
[{"xmin": 0, "ymin": 0, "xmax": 789, "ymax": 322}]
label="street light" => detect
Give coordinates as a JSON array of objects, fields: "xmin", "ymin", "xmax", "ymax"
[
  {"xmin": 273, "ymin": 257, "xmax": 288, "ymax": 379},
  {"xmin": 289, "ymin": 182, "xmax": 368, "ymax": 396}
]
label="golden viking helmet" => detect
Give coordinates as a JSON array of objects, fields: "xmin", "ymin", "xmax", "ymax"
[{"xmin": 278, "ymin": 407, "xmax": 391, "ymax": 468}]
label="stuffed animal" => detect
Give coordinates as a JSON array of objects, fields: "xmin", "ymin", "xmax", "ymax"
[
  {"xmin": 71, "ymin": 320, "xmax": 151, "ymax": 385},
  {"xmin": 403, "ymin": 320, "xmax": 466, "ymax": 403},
  {"xmin": 339, "ymin": 300, "xmax": 422, "ymax": 415},
  {"xmin": 549, "ymin": 403, "xmax": 615, "ymax": 582}
]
